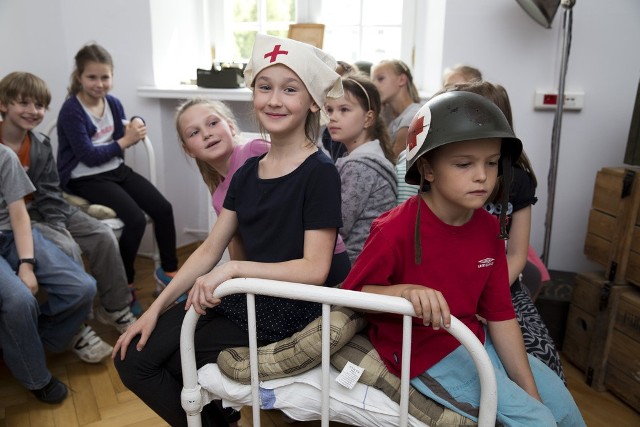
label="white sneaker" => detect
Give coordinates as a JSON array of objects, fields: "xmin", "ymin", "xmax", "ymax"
[
  {"xmin": 95, "ymin": 305, "xmax": 137, "ymax": 334},
  {"xmin": 72, "ymin": 325, "xmax": 113, "ymax": 363}
]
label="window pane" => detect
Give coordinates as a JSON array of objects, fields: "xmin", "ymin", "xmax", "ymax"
[
  {"xmin": 235, "ymin": 0, "xmax": 257, "ymax": 22},
  {"xmin": 231, "ymin": 0, "xmax": 295, "ymax": 61},
  {"xmin": 266, "ymin": 0, "xmax": 295, "ymax": 21},
  {"xmin": 321, "ymin": 0, "xmax": 403, "ymax": 67},
  {"xmin": 234, "ymin": 31, "xmax": 257, "ymax": 59},
  {"xmin": 362, "ymin": 0, "xmax": 402, "ymax": 25},
  {"xmin": 266, "ymin": 29, "xmax": 289, "ymax": 38},
  {"xmin": 324, "ymin": 27, "xmax": 402, "ymax": 65},
  {"xmin": 323, "ymin": 27, "xmax": 361, "ymax": 63},
  {"xmin": 360, "ymin": 26, "xmax": 402, "ymax": 64},
  {"xmin": 321, "ymin": 0, "xmax": 361, "ymax": 26}
]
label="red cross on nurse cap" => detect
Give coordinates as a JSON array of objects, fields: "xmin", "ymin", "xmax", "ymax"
[{"xmin": 244, "ymin": 34, "xmax": 343, "ymax": 112}]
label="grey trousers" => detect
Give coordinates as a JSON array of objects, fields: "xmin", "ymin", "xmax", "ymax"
[{"xmin": 32, "ymin": 209, "xmax": 131, "ymax": 312}]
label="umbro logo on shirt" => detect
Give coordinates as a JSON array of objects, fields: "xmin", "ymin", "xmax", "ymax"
[{"xmin": 477, "ymin": 258, "xmax": 495, "ymax": 268}]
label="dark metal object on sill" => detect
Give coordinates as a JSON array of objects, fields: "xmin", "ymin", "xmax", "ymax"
[{"xmin": 196, "ymin": 63, "xmax": 246, "ymax": 89}]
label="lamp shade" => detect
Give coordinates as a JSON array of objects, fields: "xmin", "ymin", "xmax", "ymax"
[{"xmin": 516, "ymin": 0, "xmax": 560, "ymax": 28}]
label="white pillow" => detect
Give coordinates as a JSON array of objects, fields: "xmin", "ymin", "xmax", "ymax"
[{"xmin": 197, "ymin": 363, "xmax": 427, "ymax": 427}]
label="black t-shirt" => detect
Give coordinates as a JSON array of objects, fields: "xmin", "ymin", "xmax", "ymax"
[
  {"xmin": 484, "ymin": 166, "xmax": 537, "ymax": 233},
  {"xmin": 321, "ymin": 127, "xmax": 347, "ymax": 163},
  {"xmin": 220, "ymin": 150, "xmax": 343, "ymax": 341}
]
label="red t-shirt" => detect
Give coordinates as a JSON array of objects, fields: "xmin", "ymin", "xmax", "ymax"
[{"xmin": 341, "ymin": 196, "xmax": 515, "ymax": 377}]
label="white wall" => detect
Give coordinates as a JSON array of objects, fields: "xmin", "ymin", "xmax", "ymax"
[
  {"xmin": 441, "ymin": 0, "xmax": 640, "ymax": 272},
  {"xmin": 2, "ymin": 0, "xmax": 639, "ymax": 272},
  {"xmin": 0, "ymin": 0, "xmax": 212, "ymax": 250}
]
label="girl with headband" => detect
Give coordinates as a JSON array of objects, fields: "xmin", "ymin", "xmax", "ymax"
[{"xmin": 325, "ymin": 75, "xmax": 397, "ymax": 264}]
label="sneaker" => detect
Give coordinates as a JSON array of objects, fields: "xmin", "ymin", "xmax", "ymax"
[
  {"xmin": 31, "ymin": 377, "xmax": 68, "ymax": 404},
  {"xmin": 130, "ymin": 297, "xmax": 143, "ymax": 317},
  {"xmin": 95, "ymin": 305, "xmax": 137, "ymax": 334},
  {"xmin": 128, "ymin": 284, "xmax": 143, "ymax": 317},
  {"xmin": 154, "ymin": 267, "xmax": 187, "ymax": 303},
  {"xmin": 72, "ymin": 325, "xmax": 113, "ymax": 363},
  {"xmin": 154, "ymin": 267, "xmax": 174, "ymax": 288}
]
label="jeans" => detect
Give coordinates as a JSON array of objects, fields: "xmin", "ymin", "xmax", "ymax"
[
  {"xmin": 0, "ymin": 228, "xmax": 96, "ymax": 389},
  {"xmin": 33, "ymin": 209, "xmax": 131, "ymax": 311},
  {"xmin": 411, "ymin": 333, "xmax": 586, "ymax": 427},
  {"xmin": 68, "ymin": 164, "xmax": 178, "ymax": 283}
]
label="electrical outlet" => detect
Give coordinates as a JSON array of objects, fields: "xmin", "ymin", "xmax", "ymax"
[{"xmin": 534, "ymin": 90, "xmax": 584, "ymax": 111}]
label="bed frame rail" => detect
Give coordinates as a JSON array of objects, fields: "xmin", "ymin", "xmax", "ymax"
[{"xmin": 180, "ymin": 278, "xmax": 497, "ymax": 427}]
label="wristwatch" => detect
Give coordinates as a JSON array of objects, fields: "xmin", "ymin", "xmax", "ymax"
[{"xmin": 18, "ymin": 258, "xmax": 37, "ymax": 268}]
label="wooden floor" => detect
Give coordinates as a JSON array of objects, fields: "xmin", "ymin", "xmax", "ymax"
[{"xmin": 1, "ymin": 242, "xmax": 638, "ymax": 426}]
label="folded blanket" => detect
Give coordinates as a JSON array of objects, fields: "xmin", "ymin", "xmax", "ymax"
[{"xmin": 217, "ymin": 306, "xmax": 367, "ymax": 383}]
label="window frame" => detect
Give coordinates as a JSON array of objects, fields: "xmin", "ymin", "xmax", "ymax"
[
  {"xmin": 209, "ymin": 0, "xmax": 296, "ymax": 61},
  {"xmin": 207, "ymin": 0, "xmax": 443, "ymax": 93}
]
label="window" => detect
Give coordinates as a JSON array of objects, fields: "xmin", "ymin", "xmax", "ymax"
[
  {"xmin": 231, "ymin": 0, "xmax": 296, "ymax": 58},
  {"xmin": 205, "ymin": 0, "xmax": 444, "ymax": 92},
  {"xmin": 210, "ymin": 0, "xmax": 296, "ymax": 62},
  {"xmin": 320, "ymin": 0, "xmax": 404, "ymax": 66},
  {"xmin": 211, "ymin": 0, "xmax": 401, "ymax": 65}
]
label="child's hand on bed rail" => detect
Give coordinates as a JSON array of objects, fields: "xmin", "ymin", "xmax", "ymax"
[
  {"xmin": 361, "ymin": 283, "xmax": 452, "ymax": 330},
  {"xmin": 399, "ymin": 285, "xmax": 451, "ymax": 330},
  {"xmin": 112, "ymin": 310, "xmax": 159, "ymax": 360},
  {"xmin": 185, "ymin": 262, "xmax": 233, "ymax": 315}
]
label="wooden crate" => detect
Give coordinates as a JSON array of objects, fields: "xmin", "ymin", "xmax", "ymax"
[
  {"xmin": 629, "ymin": 224, "xmax": 640, "ymax": 286},
  {"xmin": 562, "ymin": 271, "xmax": 632, "ymax": 391},
  {"xmin": 584, "ymin": 166, "xmax": 640, "ymax": 286},
  {"xmin": 563, "ymin": 271, "xmax": 604, "ymax": 372},
  {"xmin": 563, "ymin": 304, "xmax": 595, "ymax": 371},
  {"xmin": 605, "ymin": 290, "xmax": 640, "ymax": 411},
  {"xmin": 584, "ymin": 210, "xmax": 616, "ymax": 267}
]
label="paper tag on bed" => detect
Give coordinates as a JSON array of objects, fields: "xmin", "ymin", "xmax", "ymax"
[{"xmin": 335, "ymin": 361, "xmax": 365, "ymax": 389}]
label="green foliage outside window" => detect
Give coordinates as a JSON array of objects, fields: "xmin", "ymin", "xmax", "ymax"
[
  {"xmin": 266, "ymin": 0, "xmax": 295, "ymax": 21},
  {"xmin": 234, "ymin": 0, "xmax": 257, "ymax": 22},
  {"xmin": 232, "ymin": 0, "xmax": 294, "ymax": 61},
  {"xmin": 234, "ymin": 31, "xmax": 256, "ymax": 59}
]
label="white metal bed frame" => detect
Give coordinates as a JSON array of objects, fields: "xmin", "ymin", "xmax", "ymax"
[{"xmin": 180, "ymin": 278, "xmax": 498, "ymax": 427}]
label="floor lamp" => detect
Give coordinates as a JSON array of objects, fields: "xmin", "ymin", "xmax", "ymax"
[{"xmin": 516, "ymin": 0, "xmax": 577, "ymax": 266}]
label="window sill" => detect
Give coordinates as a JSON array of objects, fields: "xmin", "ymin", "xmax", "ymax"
[{"xmin": 137, "ymin": 85, "xmax": 253, "ymax": 102}]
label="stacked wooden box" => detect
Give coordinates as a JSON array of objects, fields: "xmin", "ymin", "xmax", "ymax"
[
  {"xmin": 563, "ymin": 166, "xmax": 640, "ymax": 411},
  {"xmin": 584, "ymin": 166, "xmax": 640, "ymax": 285},
  {"xmin": 606, "ymin": 290, "xmax": 640, "ymax": 411},
  {"xmin": 562, "ymin": 271, "xmax": 631, "ymax": 390}
]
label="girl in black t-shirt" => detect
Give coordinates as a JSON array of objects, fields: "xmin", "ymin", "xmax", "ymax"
[{"xmin": 112, "ymin": 34, "xmax": 345, "ymax": 427}]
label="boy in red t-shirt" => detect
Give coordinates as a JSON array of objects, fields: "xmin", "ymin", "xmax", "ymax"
[{"xmin": 342, "ymin": 91, "xmax": 584, "ymax": 426}]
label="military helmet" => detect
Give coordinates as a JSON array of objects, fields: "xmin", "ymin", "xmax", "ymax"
[{"xmin": 404, "ymin": 91, "xmax": 522, "ymax": 185}]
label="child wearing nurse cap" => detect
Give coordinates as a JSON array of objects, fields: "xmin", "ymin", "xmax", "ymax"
[
  {"xmin": 114, "ymin": 34, "xmax": 349, "ymax": 427},
  {"xmin": 244, "ymin": 34, "xmax": 343, "ymax": 130}
]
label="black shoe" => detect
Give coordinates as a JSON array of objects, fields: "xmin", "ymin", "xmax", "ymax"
[{"xmin": 31, "ymin": 377, "xmax": 68, "ymax": 404}]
